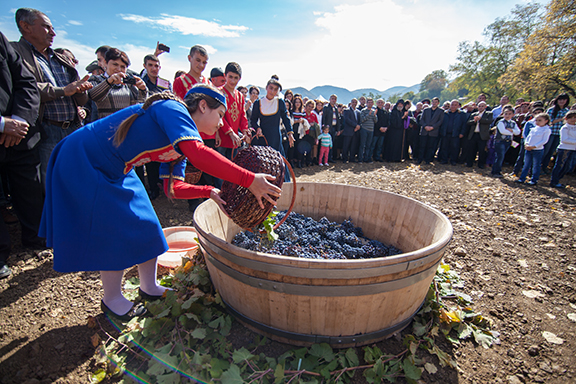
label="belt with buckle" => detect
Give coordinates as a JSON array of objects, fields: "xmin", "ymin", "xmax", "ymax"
[{"xmin": 44, "ymin": 119, "xmax": 73, "ymax": 129}]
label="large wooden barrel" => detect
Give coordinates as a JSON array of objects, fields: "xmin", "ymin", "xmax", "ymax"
[{"xmin": 194, "ymin": 182, "xmax": 452, "ymax": 348}]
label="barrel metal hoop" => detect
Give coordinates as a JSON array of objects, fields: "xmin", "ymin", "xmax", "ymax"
[
  {"xmin": 224, "ymin": 297, "xmax": 424, "ymax": 345},
  {"xmin": 204, "ymin": 251, "xmax": 439, "ymax": 296},
  {"xmin": 198, "ymin": 235, "xmax": 443, "ymax": 279}
]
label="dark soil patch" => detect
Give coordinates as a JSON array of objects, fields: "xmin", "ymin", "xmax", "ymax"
[{"xmin": 1, "ymin": 160, "xmax": 575, "ymax": 383}]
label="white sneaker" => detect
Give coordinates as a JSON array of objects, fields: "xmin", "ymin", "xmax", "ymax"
[
  {"xmin": 319, "ymin": 163, "xmax": 323, "ymax": 166},
  {"xmin": 324, "ymin": 163, "xmax": 329, "ymax": 166}
]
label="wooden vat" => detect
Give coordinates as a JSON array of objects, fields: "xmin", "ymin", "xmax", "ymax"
[{"xmin": 193, "ymin": 182, "xmax": 452, "ymax": 347}]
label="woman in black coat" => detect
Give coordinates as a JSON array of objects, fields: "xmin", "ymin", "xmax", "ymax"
[{"xmin": 384, "ymin": 99, "xmax": 406, "ymax": 162}]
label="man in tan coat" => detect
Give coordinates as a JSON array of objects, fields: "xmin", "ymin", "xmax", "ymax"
[{"xmin": 11, "ymin": 7, "xmax": 92, "ymax": 187}]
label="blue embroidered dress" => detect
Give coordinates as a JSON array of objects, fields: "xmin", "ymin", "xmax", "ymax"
[{"xmin": 39, "ymin": 100, "xmax": 202, "ymax": 272}]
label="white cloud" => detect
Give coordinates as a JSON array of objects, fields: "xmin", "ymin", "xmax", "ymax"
[
  {"xmin": 119, "ymin": 13, "xmax": 249, "ymax": 38},
  {"xmin": 235, "ymin": 0, "xmax": 497, "ymax": 92},
  {"xmin": 68, "ymin": 20, "xmax": 82, "ymax": 26}
]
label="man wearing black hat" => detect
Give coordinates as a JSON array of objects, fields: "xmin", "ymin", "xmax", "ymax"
[
  {"xmin": 209, "ymin": 67, "xmax": 226, "ymax": 88},
  {"xmin": 0, "ymin": 31, "xmax": 42, "ymax": 277}
]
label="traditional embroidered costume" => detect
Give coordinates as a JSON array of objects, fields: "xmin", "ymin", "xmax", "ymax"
[
  {"xmin": 40, "ymin": 100, "xmax": 252, "ymax": 272},
  {"xmin": 250, "ymin": 96, "xmax": 292, "ymax": 155},
  {"xmin": 173, "ymin": 74, "xmax": 214, "ymax": 140},
  {"xmin": 219, "ymin": 87, "xmax": 249, "ymax": 149}
]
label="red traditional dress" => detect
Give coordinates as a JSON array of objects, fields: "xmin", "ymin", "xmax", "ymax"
[
  {"xmin": 219, "ymin": 87, "xmax": 249, "ymax": 149},
  {"xmin": 173, "ymin": 73, "xmax": 215, "ymax": 140}
]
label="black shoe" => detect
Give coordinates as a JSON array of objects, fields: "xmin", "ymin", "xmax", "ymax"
[
  {"xmin": 138, "ymin": 287, "xmax": 165, "ymax": 301},
  {"xmin": 101, "ymin": 300, "xmax": 147, "ymax": 322},
  {"xmin": 550, "ymin": 183, "xmax": 565, "ymax": 188},
  {"xmin": 149, "ymin": 190, "xmax": 160, "ymax": 200},
  {"xmin": 0, "ymin": 264, "xmax": 11, "ymax": 279}
]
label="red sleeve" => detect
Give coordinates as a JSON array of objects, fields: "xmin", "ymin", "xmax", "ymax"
[
  {"xmin": 173, "ymin": 77, "xmax": 186, "ymax": 99},
  {"xmin": 163, "ymin": 179, "xmax": 213, "ymax": 199},
  {"xmin": 178, "ymin": 140, "xmax": 254, "ymax": 188}
]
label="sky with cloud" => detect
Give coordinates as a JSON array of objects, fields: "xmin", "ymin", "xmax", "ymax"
[{"xmin": 0, "ymin": 0, "xmax": 542, "ymax": 92}]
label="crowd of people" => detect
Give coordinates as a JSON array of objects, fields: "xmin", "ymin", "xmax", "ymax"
[
  {"xmin": 1, "ymin": 6, "xmax": 575, "ymax": 298},
  {"xmin": 0, "ymin": 4, "xmax": 285, "ymax": 323},
  {"xmin": 278, "ymin": 92, "xmax": 576, "ymax": 186}
]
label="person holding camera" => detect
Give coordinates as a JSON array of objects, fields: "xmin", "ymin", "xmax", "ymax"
[{"xmin": 88, "ymin": 48, "xmax": 147, "ymax": 120}]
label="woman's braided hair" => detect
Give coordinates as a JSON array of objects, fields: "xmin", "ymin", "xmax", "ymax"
[
  {"xmin": 114, "ymin": 85, "xmax": 225, "ymax": 199},
  {"xmin": 114, "ymin": 91, "xmax": 186, "ymax": 147}
]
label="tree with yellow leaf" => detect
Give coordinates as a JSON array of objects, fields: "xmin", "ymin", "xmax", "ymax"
[
  {"xmin": 450, "ymin": 3, "xmax": 542, "ymax": 105},
  {"xmin": 501, "ymin": 0, "xmax": 576, "ymax": 99}
]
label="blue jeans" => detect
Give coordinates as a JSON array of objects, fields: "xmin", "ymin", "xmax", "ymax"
[
  {"xmin": 492, "ymin": 140, "xmax": 511, "ymax": 175},
  {"xmin": 359, "ymin": 129, "xmax": 373, "ymax": 162},
  {"xmin": 519, "ymin": 149, "xmax": 543, "ymax": 183},
  {"xmin": 39, "ymin": 120, "xmax": 80, "ymax": 188},
  {"xmin": 550, "ymin": 149, "xmax": 576, "ymax": 185},
  {"xmin": 370, "ymin": 135, "xmax": 385, "ymax": 160}
]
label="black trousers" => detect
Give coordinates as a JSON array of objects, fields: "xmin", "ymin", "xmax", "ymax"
[
  {"xmin": 438, "ymin": 136, "xmax": 461, "ymax": 164},
  {"xmin": 0, "ymin": 146, "xmax": 44, "ymax": 264},
  {"xmin": 135, "ymin": 162, "xmax": 161, "ymax": 195},
  {"xmin": 349, "ymin": 130, "xmax": 361, "ymax": 161},
  {"xmin": 466, "ymin": 133, "xmax": 487, "ymax": 167},
  {"xmin": 418, "ymin": 135, "xmax": 439, "ymax": 163},
  {"xmin": 341, "ymin": 135, "xmax": 354, "ymax": 162}
]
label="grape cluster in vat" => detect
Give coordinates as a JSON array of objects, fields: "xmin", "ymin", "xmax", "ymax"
[{"xmin": 231, "ymin": 211, "xmax": 402, "ymax": 259}]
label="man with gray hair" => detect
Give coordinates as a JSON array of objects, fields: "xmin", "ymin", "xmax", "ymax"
[
  {"xmin": 417, "ymin": 97, "xmax": 444, "ymax": 164},
  {"xmin": 358, "ymin": 98, "xmax": 378, "ymax": 163},
  {"xmin": 12, "ymin": 8, "xmax": 92, "ymax": 187},
  {"xmin": 438, "ymin": 99, "xmax": 467, "ymax": 165}
]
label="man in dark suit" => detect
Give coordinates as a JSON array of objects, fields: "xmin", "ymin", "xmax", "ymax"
[
  {"xmin": 465, "ymin": 101, "xmax": 493, "ymax": 168},
  {"xmin": 341, "ymin": 99, "xmax": 361, "ymax": 163},
  {"xmin": 322, "ymin": 94, "xmax": 340, "ymax": 161},
  {"xmin": 12, "ymin": 8, "xmax": 91, "ymax": 187},
  {"xmin": 418, "ymin": 97, "xmax": 445, "ymax": 164},
  {"xmin": 438, "ymin": 100, "xmax": 468, "ymax": 165},
  {"xmin": 0, "ymin": 31, "xmax": 42, "ymax": 278}
]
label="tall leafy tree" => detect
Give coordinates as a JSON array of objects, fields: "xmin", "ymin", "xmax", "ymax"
[
  {"xmin": 450, "ymin": 3, "xmax": 542, "ymax": 104},
  {"xmin": 501, "ymin": 0, "xmax": 576, "ymax": 99},
  {"xmin": 420, "ymin": 70, "xmax": 448, "ymax": 99}
]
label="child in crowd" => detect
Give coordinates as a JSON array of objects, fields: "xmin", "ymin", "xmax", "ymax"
[
  {"xmin": 550, "ymin": 110, "xmax": 576, "ymax": 188},
  {"xmin": 317, "ymin": 126, "xmax": 333, "ymax": 166},
  {"xmin": 515, "ymin": 113, "xmax": 551, "ymax": 185},
  {"xmin": 491, "ymin": 107, "xmax": 521, "ymax": 177}
]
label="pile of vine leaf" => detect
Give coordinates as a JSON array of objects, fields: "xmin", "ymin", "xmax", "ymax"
[{"xmin": 89, "ymin": 250, "xmax": 499, "ymax": 384}]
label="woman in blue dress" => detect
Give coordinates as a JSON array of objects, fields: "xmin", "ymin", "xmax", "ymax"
[{"xmin": 40, "ymin": 85, "xmax": 281, "ymax": 320}]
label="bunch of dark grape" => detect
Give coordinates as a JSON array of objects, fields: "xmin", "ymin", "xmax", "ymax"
[{"xmin": 231, "ymin": 211, "xmax": 402, "ymax": 260}]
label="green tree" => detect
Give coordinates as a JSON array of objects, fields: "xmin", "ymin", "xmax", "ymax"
[
  {"xmin": 402, "ymin": 91, "xmax": 416, "ymax": 101},
  {"xmin": 420, "ymin": 70, "xmax": 449, "ymax": 98},
  {"xmin": 500, "ymin": 0, "xmax": 576, "ymax": 99},
  {"xmin": 450, "ymin": 3, "xmax": 542, "ymax": 104},
  {"xmin": 387, "ymin": 92, "xmax": 403, "ymax": 103},
  {"xmin": 362, "ymin": 91, "xmax": 383, "ymax": 100}
]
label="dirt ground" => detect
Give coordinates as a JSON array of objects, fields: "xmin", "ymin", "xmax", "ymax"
[{"xmin": 0, "ymin": 160, "xmax": 575, "ymax": 384}]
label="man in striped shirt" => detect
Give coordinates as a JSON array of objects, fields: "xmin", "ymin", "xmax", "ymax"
[{"xmin": 12, "ymin": 8, "xmax": 92, "ymax": 188}]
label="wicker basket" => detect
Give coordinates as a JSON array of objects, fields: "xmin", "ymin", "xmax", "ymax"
[
  {"xmin": 184, "ymin": 163, "xmax": 202, "ymax": 185},
  {"xmin": 220, "ymin": 145, "xmax": 293, "ymax": 230}
]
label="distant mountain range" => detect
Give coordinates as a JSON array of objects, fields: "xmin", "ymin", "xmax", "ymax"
[
  {"xmin": 285, "ymin": 84, "xmax": 421, "ymax": 102},
  {"xmin": 249, "ymin": 84, "xmax": 420, "ymax": 103}
]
